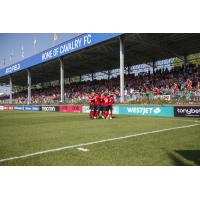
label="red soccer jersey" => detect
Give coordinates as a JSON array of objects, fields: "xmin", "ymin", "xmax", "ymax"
[
  {"xmin": 94, "ymin": 95, "xmax": 101, "ymax": 106},
  {"xmin": 174, "ymin": 84, "xmax": 179, "ymax": 92},
  {"xmin": 144, "ymin": 86, "xmax": 150, "ymax": 93},
  {"xmin": 185, "ymin": 80, "xmax": 192, "ymax": 89},
  {"xmin": 88, "ymin": 95, "xmax": 95, "ymax": 106},
  {"xmin": 100, "ymin": 96, "xmax": 105, "ymax": 106},
  {"xmin": 102, "ymin": 96, "xmax": 110, "ymax": 106},
  {"xmin": 108, "ymin": 96, "xmax": 114, "ymax": 105},
  {"xmin": 153, "ymin": 88, "xmax": 160, "ymax": 95}
]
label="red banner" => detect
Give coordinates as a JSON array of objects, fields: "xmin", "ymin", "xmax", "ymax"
[
  {"xmin": 59, "ymin": 105, "xmax": 82, "ymax": 113},
  {"xmin": 3, "ymin": 106, "xmax": 13, "ymax": 110}
]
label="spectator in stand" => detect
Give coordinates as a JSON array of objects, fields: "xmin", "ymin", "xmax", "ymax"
[{"xmin": 0, "ymin": 64, "xmax": 199, "ymax": 105}]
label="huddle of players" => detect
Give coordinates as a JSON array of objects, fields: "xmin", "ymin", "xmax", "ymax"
[{"xmin": 88, "ymin": 92, "xmax": 114, "ymax": 119}]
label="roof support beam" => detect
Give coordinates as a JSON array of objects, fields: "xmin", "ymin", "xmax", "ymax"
[
  {"xmin": 59, "ymin": 57, "xmax": 64, "ymax": 103},
  {"xmin": 108, "ymin": 70, "xmax": 111, "ymax": 80},
  {"xmin": 9, "ymin": 75, "xmax": 12, "ymax": 104},
  {"xmin": 119, "ymin": 36, "xmax": 125, "ymax": 103},
  {"xmin": 27, "ymin": 69, "xmax": 31, "ymax": 105},
  {"xmin": 127, "ymin": 66, "xmax": 131, "ymax": 75}
]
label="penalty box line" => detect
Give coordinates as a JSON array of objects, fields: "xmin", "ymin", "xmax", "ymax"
[{"xmin": 0, "ymin": 124, "xmax": 199, "ymax": 163}]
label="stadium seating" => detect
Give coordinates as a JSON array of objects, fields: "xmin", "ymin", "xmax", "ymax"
[{"xmin": 0, "ymin": 65, "xmax": 200, "ymax": 105}]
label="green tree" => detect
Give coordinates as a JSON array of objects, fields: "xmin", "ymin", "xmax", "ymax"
[{"xmin": 172, "ymin": 53, "xmax": 200, "ymax": 68}]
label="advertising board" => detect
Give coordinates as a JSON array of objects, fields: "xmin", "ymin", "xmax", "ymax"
[
  {"xmin": 41, "ymin": 106, "xmax": 59, "ymax": 112},
  {"xmin": 174, "ymin": 106, "xmax": 200, "ymax": 118},
  {"xmin": 60, "ymin": 105, "xmax": 82, "ymax": 113},
  {"xmin": 13, "ymin": 106, "xmax": 24, "ymax": 110},
  {"xmin": 119, "ymin": 106, "xmax": 174, "ymax": 117},
  {"xmin": 82, "ymin": 106, "xmax": 90, "ymax": 113},
  {"xmin": 24, "ymin": 106, "xmax": 40, "ymax": 111},
  {"xmin": 3, "ymin": 106, "xmax": 13, "ymax": 110}
]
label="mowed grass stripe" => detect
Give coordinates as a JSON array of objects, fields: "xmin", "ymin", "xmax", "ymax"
[
  {"xmin": 0, "ymin": 114, "xmax": 192, "ymax": 158},
  {"xmin": 0, "ymin": 124, "xmax": 198, "ymax": 163},
  {"xmin": 0, "ymin": 111, "xmax": 200, "ymax": 165}
]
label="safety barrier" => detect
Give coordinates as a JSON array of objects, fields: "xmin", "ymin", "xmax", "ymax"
[{"xmin": 1, "ymin": 105, "xmax": 200, "ymax": 118}]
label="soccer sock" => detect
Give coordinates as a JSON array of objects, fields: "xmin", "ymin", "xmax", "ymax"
[
  {"xmin": 105, "ymin": 111, "xmax": 108, "ymax": 118},
  {"xmin": 89, "ymin": 110, "xmax": 93, "ymax": 118},
  {"xmin": 109, "ymin": 110, "xmax": 112, "ymax": 117},
  {"xmin": 91, "ymin": 110, "xmax": 94, "ymax": 118},
  {"xmin": 96, "ymin": 111, "xmax": 99, "ymax": 118}
]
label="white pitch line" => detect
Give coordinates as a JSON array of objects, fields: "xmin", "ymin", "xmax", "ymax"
[
  {"xmin": 0, "ymin": 124, "xmax": 199, "ymax": 163},
  {"xmin": 77, "ymin": 147, "xmax": 89, "ymax": 152}
]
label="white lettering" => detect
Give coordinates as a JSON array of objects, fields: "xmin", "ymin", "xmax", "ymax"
[
  {"xmin": 83, "ymin": 34, "xmax": 92, "ymax": 46},
  {"xmin": 5, "ymin": 64, "xmax": 20, "ymax": 74},
  {"xmin": 53, "ymin": 48, "xmax": 59, "ymax": 56},
  {"xmin": 42, "ymin": 106, "xmax": 56, "ymax": 112},
  {"xmin": 42, "ymin": 50, "xmax": 53, "ymax": 61}
]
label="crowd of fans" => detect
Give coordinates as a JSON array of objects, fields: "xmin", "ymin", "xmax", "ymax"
[{"xmin": 0, "ymin": 65, "xmax": 200, "ymax": 104}]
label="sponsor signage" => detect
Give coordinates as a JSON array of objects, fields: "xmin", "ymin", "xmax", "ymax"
[
  {"xmin": 60, "ymin": 105, "xmax": 82, "ymax": 113},
  {"xmin": 41, "ymin": 106, "xmax": 59, "ymax": 112},
  {"xmin": 82, "ymin": 106, "xmax": 90, "ymax": 113},
  {"xmin": 0, "ymin": 33, "xmax": 122, "ymax": 78},
  {"xmin": 119, "ymin": 106, "xmax": 174, "ymax": 117},
  {"xmin": 3, "ymin": 106, "xmax": 13, "ymax": 110},
  {"xmin": 24, "ymin": 106, "xmax": 40, "ymax": 111},
  {"xmin": 24, "ymin": 106, "xmax": 32, "ymax": 111},
  {"xmin": 82, "ymin": 105, "xmax": 119, "ymax": 114},
  {"xmin": 174, "ymin": 106, "xmax": 200, "ymax": 118},
  {"xmin": 14, "ymin": 106, "xmax": 24, "ymax": 110},
  {"xmin": 32, "ymin": 106, "xmax": 40, "ymax": 111},
  {"xmin": 0, "ymin": 106, "xmax": 4, "ymax": 110},
  {"xmin": 112, "ymin": 106, "xmax": 119, "ymax": 114}
]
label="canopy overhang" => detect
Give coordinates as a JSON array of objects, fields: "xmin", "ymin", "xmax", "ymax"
[{"xmin": 1, "ymin": 33, "xmax": 200, "ymax": 86}]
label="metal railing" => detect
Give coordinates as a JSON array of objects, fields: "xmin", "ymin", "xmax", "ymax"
[{"xmin": 1, "ymin": 92, "xmax": 200, "ymax": 105}]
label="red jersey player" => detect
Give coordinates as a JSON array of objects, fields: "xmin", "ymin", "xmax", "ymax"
[
  {"xmin": 144, "ymin": 85, "xmax": 150, "ymax": 102},
  {"xmin": 100, "ymin": 93, "xmax": 105, "ymax": 118},
  {"xmin": 108, "ymin": 94, "xmax": 114, "ymax": 119},
  {"xmin": 153, "ymin": 86, "xmax": 160, "ymax": 102},
  {"xmin": 88, "ymin": 92, "xmax": 95, "ymax": 119},
  {"xmin": 102, "ymin": 93, "xmax": 110, "ymax": 119},
  {"xmin": 94, "ymin": 93, "xmax": 101, "ymax": 119},
  {"xmin": 174, "ymin": 83, "xmax": 179, "ymax": 93},
  {"xmin": 153, "ymin": 87, "xmax": 160, "ymax": 96},
  {"xmin": 185, "ymin": 79, "xmax": 192, "ymax": 91}
]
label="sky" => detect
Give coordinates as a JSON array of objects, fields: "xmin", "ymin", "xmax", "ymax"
[
  {"xmin": 0, "ymin": 33, "xmax": 172, "ymax": 94},
  {"xmin": 0, "ymin": 33, "xmax": 81, "ymax": 68},
  {"xmin": 0, "ymin": 33, "xmax": 81, "ymax": 94}
]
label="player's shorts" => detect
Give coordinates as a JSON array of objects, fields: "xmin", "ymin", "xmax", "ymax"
[
  {"xmin": 90, "ymin": 105, "xmax": 95, "ymax": 110},
  {"xmin": 108, "ymin": 105, "xmax": 112, "ymax": 111},
  {"xmin": 95, "ymin": 105, "xmax": 100, "ymax": 112},
  {"xmin": 100, "ymin": 106, "xmax": 103, "ymax": 112},
  {"xmin": 103, "ymin": 106, "xmax": 109, "ymax": 111}
]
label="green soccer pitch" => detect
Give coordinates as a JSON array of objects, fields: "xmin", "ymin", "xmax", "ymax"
[{"xmin": 0, "ymin": 111, "xmax": 199, "ymax": 166}]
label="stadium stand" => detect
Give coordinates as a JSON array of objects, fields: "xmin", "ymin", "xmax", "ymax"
[{"xmin": 1, "ymin": 64, "xmax": 200, "ymax": 105}]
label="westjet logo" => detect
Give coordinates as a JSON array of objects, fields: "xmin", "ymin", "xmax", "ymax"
[{"xmin": 127, "ymin": 107, "xmax": 161, "ymax": 115}]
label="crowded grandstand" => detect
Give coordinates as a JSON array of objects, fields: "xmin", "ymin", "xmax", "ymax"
[{"xmin": 0, "ymin": 63, "xmax": 200, "ymax": 105}]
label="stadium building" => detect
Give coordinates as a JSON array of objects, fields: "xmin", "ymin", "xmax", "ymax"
[
  {"xmin": 0, "ymin": 33, "xmax": 200, "ymax": 105},
  {"xmin": 0, "ymin": 33, "xmax": 200, "ymax": 166}
]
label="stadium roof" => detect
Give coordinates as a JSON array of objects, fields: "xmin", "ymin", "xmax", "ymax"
[{"xmin": 1, "ymin": 33, "xmax": 200, "ymax": 86}]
